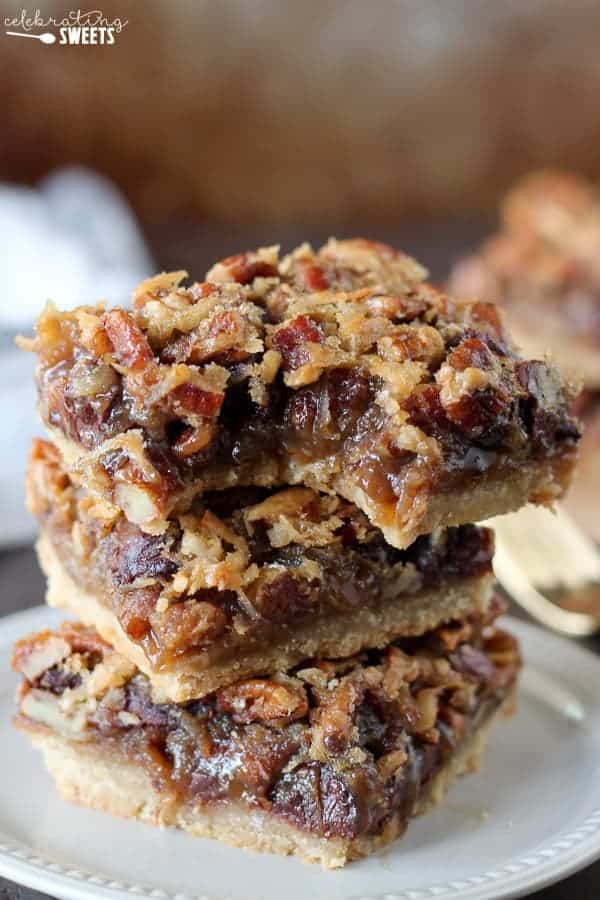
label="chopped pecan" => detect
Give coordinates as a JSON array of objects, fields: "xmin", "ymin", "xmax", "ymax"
[
  {"xmin": 483, "ymin": 629, "xmax": 521, "ymax": 676},
  {"xmin": 103, "ymin": 310, "xmax": 154, "ymax": 371},
  {"xmin": 74, "ymin": 310, "xmax": 114, "ymax": 357},
  {"xmin": 216, "ymin": 677, "xmax": 308, "ymax": 724},
  {"xmin": 377, "ymin": 324, "xmax": 445, "ymax": 368},
  {"xmin": 171, "ymin": 422, "xmax": 218, "ymax": 457},
  {"xmin": 414, "ymin": 687, "xmax": 440, "ymax": 735},
  {"xmin": 56, "ymin": 622, "xmax": 112, "ymax": 656},
  {"xmin": 169, "ymin": 383, "xmax": 225, "ymax": 417},
  {"xmin": 120, "ymin": 586, "xmax": 162, "ymax": 640},
  {"xmin": 468, "ymin": 301, "xmax": 506, "ymax": 344},
  {"xmin": 381, "ymin": 647, "xmax": 419, "ymax": 699},
  {"xmin": 113, "ymin": 483, "xmax": 163, "ymax": 529},
  {"xmin": 68, "ymin": 361, "xmax": 119, "ymax": 399},
  {"xmin": 271, "ymin": 315, "xmax": 325, "ymax": 370},
  {"xmin": 312, "ymin": 678, "xmax": 363, "ymax": 756},
  {"xmin": 12, "ymin": 632, "xmax": 71, "ymax": 681},
  {"xmin": 294, "ymin": 261, "xmax": 332, "ymax": 292},
  {"xmin": 132, "ymin": 271, "xmax": 188, "ymax": 308},
  {"xmin": 435, "ymin": 620, "xmax": 474, "ymax": 652},
  {"xmin": 162, "ymin": 310, "xmax": 256, "ymax": 365},
  {"xmin": 206, "ymin": 248, "xmax": 279, "ymax": 284},
  {"xmin": 150, "ymin": 599, "xmax": 228, "ymax": 654},
  {"xmin": 363, "ymin": 292, "xmax": 428, "ymax": 321},
  {"xmin": 446, "ymin": 336, "xmax": 497, "ymax": 374}
]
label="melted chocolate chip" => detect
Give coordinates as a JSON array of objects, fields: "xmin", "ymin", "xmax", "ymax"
[
  {"xmin": 37, "ymin": 666, "xmax": 82, "ymax": 694},
  {"xmin": 449, "ymin": 645, "xmax": 497, "ymax": 684},
  {"xmin": 109, "ymin": 520, "xmax": 178, "ymax": 586},
  {"xmin": 517, "ymin": 360, "xmax": 581, "ymax": 453}
]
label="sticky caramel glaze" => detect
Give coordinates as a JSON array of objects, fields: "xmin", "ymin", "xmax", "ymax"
[
  {"xmin": 40, "ymin": 356, "xmax": 580, "ymax": 524},
  {"xmin": 14, "ymin": 615, "xmax": 519, "ymax": 842}
]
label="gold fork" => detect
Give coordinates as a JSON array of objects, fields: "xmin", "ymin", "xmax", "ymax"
[{"xmin": 485, "ymin": 505, "xmax": 600, "ymax": 637}]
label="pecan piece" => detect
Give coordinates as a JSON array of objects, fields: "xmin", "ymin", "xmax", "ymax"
[
  {"xmin": 120, "ymin": 586, "xmax": 161, "ymax": 640},
  {"xmin": 381, "ymin": 646, "xmax": 419, "ymax": 699},
  {"xmin": 171, "ymin": 422, "xmax": 218, "ymax": 457},
  {"xmin": 293, "ymin": 261, "xmax": 332, "ymax": 292},
  {"xmin": 468, "ymin": 301, "xmax": 506, "ymax": 344},
  {"xmin": 312, "ymin": 678, "xmax": 363, "ymax": 755},
  {"xmin": 150, "ymin": 600, "xmax": 228, "ymax": 654},
  {"xmin": 271, "ymin": 315, "xmax": 325, "ymax": 370},
  {"xmin": 162, "ymin": 310, "xmax": 254, "ymax": 365},
  {"xmin": 377, "ymin": 324, "xmax": 444, "ymax": 367},
  {"xmin": 435, "ymin": 620, "xmax": 474, "ymax": 652},
  {"xmin": 169, "ymin": 382, "xmax": 225, "ymax": 417},
  {"xmin": 446, "ymin": 336, "xmax": 496, "ymax": 373},
  {"xmin": 206, "ymin": 249, "xmax": 279, "ymax": 284},
  {"xmin": 103, "ymin": 310, "xmax": 154, "ymax": 371},
  {"xmin": 216, "ymin": 677, "xmax": 308, "ymax": 724},
  {"xmin": 12, "ymin": 632, "xmax": 71, "ymax": 681}
]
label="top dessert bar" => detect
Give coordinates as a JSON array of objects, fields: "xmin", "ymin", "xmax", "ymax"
[
  {"xmin": 449, "ymin": 171, "xmax": 600, "ymax": 387},
  {"xmin": 22, "ymin": 238, "xmax": 580, "ymax": 549}
]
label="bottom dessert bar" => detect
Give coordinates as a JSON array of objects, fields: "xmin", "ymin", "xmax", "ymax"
[{"xmin": 13, "ymin": 609, "xmax": 519, "ymax": 868}]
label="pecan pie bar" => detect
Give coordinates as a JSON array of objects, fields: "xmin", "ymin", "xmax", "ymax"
[
  {"xmin": 29, "ymin": 438, "xmax": 495, "ymax": 702},
  {"xmin": 20, "ymin": 238, "xmax": 580, "ymax": 550},
  {"xmin": 13, "ymin": 611, "xmax": 519, "ymax": 868},
  {"xmin": 449, "ymin": 170, "xmax": 600, "ymax": 387},
  {"xmin": 449, "ymin": 171, "xmax": 599, "ymax": 537}
]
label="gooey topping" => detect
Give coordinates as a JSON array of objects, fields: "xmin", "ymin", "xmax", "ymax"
[
  {"xmin": 14, "ymin": 610, "xmax": 519, "ymax": 840},
  {"xmin": 20, "ymin": 238, "xmax": 580, "ymax": 538},
  {"xmin": 28, "ymin": 439, "xmax": 494, "ymax": 663}
]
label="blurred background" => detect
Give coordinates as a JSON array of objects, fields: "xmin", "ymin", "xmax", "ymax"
[
  {"xmin": 2, "ymin": 0, "xmax": 600, "ymax": 260},
  {"xmin": 0, "ymin": 0, "xmax": 599, "ymax": 542}
]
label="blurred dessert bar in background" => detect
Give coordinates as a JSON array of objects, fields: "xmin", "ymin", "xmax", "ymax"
[{"xmin": 449, "ymin": 171, "xmax": 600, "ymax": 540}]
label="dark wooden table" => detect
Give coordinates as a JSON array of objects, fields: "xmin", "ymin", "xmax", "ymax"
[{"xmin": 1, "ymin": 220, "xmax": 599, "ymax": 899}]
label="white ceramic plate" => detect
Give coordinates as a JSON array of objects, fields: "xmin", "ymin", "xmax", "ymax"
[{"xmin": 1, "ymin": 607, "xmax": 600, "ymax": 900}]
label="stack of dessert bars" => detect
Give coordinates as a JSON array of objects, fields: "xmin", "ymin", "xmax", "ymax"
[{"xmin": 13, "ymin": 239, "xmax": 579, "ymax": 868}]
